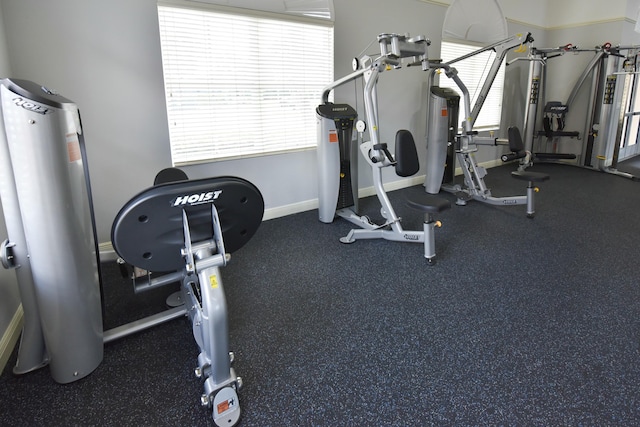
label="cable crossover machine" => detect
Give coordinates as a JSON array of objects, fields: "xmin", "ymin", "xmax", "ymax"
[{"xmin": 515, "ymin": 42, "xmax": 640, "ymax": 181}]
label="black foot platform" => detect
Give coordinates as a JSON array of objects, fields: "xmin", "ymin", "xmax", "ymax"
[{"xmin": 534, "ymin": 152, "xmax": 577, "ymax": 161}]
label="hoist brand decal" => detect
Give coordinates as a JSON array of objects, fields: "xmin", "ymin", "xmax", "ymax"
[
  {"xmin": 171, "ymin": 190, "xmax": 222, "ymax": 207},
  {"xmin": 12, "ymin": 97, "xmax": 52, "ymax": 115}
]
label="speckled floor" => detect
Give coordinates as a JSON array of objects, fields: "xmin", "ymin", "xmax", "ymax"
[{"xmin": 2, "ymin": 162, "xmax": 639, "ymax": 426}]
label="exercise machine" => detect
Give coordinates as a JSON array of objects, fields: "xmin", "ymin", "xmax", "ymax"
[
  {"xmin": 0, "ymin": 78, "xmax": 263, "ymax": 426},
  {"xmin": 424, "ymin": 33, "xmax": 550, "ymax": 217},
  {"xmin": 519, "ymin": 43, "xmax": 640, "ymax": 180},
  {"xmin": 317, "ymin": 33, "xmax": 451, "ymax": 264},
  {"xmin": 518, "ymin": 44, "xmax": 584, "ymax": 165},
  {"xmin": 583, "ymin": 44, "xmax": 640, "ymax": 179},
  {"xmin": 112, "ymin": 173, "xmax": 263, "ymax": 426}
]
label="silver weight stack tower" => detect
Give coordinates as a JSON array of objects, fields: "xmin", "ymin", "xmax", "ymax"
[{"xmin": 0, "ymin": 78, "xmax": 103, "ymax": 383}]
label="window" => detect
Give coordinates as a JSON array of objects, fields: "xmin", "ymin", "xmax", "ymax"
[
  {"xmin": 438, "ymin": 40, "xmax": 505, "ymax": 131},
  {"xmin": 157, "ymin": 2, "xmax": 334, "ymax": 165}
]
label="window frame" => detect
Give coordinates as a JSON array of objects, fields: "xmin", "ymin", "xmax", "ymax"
[
  {"xmin": 157, "ymin": 1, "xmax": 335, "ymax": 166},
  {"xmin": 438, "ymin": 39, "xmax": 506, "ymax": 132}
]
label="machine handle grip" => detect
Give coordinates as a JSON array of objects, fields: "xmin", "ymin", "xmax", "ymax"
[
  {"xmin": 0, "ymin": 239, "xmax": 18, "ymax": 269},
  {"xmin": 372, "ymin": 143, "xmax": 396, "ymax": 165},
  {"xmin": 501, "ymin": 151, "xmax": 525, "ymax": 162}
]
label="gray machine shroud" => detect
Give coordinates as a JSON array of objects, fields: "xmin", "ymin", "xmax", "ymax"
[
  {"xmin": 0, "ymin": 78, "xmax": 103, "ymax": 384},
  {"xmin": 425, "ymin": 86, "xmax": 460, "ymax": 194}
]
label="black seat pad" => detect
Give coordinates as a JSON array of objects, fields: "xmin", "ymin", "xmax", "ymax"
[
  {"xmin": 407, "ymin": 194, "xmax": 451, "ymax": 214},
  {"xmin": 511, "ymin": 170, "xmax": 550, "ymax": 183}
]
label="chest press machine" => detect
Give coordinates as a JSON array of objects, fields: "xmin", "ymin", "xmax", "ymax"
[
  {"xmin": 0, "ymin": 78, "xmax": 263, "ymax": 427},
  {"xmin": 317, "ymin": 33, "xmax": 451, "ymax": 264}
]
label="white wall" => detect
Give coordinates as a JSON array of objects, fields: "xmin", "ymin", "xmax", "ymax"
[
  {"xmin": 435, "ymin": 0, "xmax": 638, "ymax": 31},
  {"xmin": 537, "ymin": 0, "xmax": 640, "ymax": 160},
  {"xmin": 0, "ymin": 0, "xmax": 456, "ymax": 243},
  {"xmin": 626, "ymin": 0, "xmax": 640, "ymax": 20},
  {"xmin": 431, "ymin": 0, "xmax": 549, "ymax": 28},
  {"xmin": 3, "ymin": 0, "xmax": 622, "ymax": 245},
  {"xmin": 1, "ymin": 0, "xmax": 172, "ymax": 244},
  {"xmin": 545, "ymin": 0, "xmax": 628, "ymax": 28}
]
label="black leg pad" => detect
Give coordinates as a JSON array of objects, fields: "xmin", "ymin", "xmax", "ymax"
[
  {"xmin": 407, "ymin": 195, "xmax": 451, "ymax": 214},
  {"xmin": 511, "ymin": 170, "xmax": 550, "ymax": 183}
]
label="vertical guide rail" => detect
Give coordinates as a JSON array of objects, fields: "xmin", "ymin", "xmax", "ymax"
[{"xmin": 522, "ymin": 55, "xmax": 543, "ymax": 157}]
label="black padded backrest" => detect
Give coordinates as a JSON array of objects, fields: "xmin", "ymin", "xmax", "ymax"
[
  {"xmin": 395, "ymin": 129, "xmax": 420, "ymax": 177},
  {"xmin": 154, "ymin": 167, "xmax": 189, "ymax": 185},
  {"xmin": 507, "ymin": 126, "xmax": 524, "ymax": 153},
  {"xmin": 542, "ymin": 117, "xmax": 552, "ymax": 137}
]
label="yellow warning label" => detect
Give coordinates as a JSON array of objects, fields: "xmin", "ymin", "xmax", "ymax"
[{"xmin": 210, "ymin": 275, "xmax": 218, "ymax": 289}]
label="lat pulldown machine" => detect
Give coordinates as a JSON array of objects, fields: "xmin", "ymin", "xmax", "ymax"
[
  {"xmin": 317, "ymin": 33, "xmax": 451, "ymax": 264},
  {"xmin": 517, "ymin": 44, "xmax": 599, "ymax": 167}
]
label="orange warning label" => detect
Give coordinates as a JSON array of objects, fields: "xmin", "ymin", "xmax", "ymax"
[
  {"xmin": 441, "ymin": 108, "xmax": 448, "ymax": 117},
  {"xmin": 217, "ymin": 400, "xmax": 230, "ymax": 414},
  {"xmin": 329, "ymin": 130, "xmax": 338, "ymax": 143},
  {"xmin": 67, "ymin": 139, "xmax": 82, "ymax": 163},
  {"xmin": 66, "ymin": 136, "xmax": 81, "ymax": 163}
]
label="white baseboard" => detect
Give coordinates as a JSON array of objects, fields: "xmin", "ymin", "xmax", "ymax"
[
  {"xmin": 101, "ymin": 158, "xmax": 502, "ymax": 245},
  {"xmin": 263, "ymin": 199, "xmax": 319, "ymax": 220},
  {"xmin": 262, "ymin": 157, "xmax": 503, "ymax": 220},
  {"xmin": 98, "ymin": 242, "xmax": 118, "ymax": 262},
  {"xmin": 0, "ymin": 305, "xmax": 23, "ymax": 374},
  {"xmin": 263, "ymin": 174, "xmax": 426, "ymax": 220}
]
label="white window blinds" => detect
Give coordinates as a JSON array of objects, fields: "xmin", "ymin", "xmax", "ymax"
[
  {"xmin": 439, "ymin": 40, "xmax": 505, "ymax": 130},
  {"xmin": 157, "ymin": 3, "xmax": 334, "ymax": 165}
]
